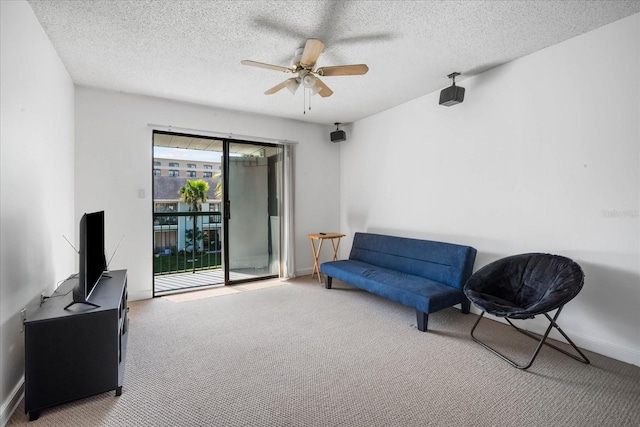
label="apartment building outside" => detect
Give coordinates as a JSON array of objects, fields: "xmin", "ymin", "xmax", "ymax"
[
  {"xmin": 153, "ymin": 158, "xmax": 221, "ymax": 179},
  {"xmin": 153, "ymin": 157, "xmax": 222, "ymax": 255}
]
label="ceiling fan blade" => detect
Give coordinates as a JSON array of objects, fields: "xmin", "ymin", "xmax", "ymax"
[
  {"xmin": 314, "ymin": 78, "xmax": 333, "ymax": 98},
  {"xmin": 265, "ymin": 78, "xmax": 299, "ymax": 95},
  {"xmin": 316, "ymin": 64, "xmax": 369, "ymax": 76},
  {"xmin": 300, "ymin": 39, "xmax": 325, "ymax": 68},
  {"xmin": 241, "ymin": 60, "xmax": 292, "ymax": 73}
]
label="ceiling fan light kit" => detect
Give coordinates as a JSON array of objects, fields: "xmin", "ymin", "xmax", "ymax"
[
  {"xmin": 300, "ymin": 70, "xmax": 317, "ymax": 88},
  {"xmin": 284, "ymin": 78, "xmax": 300, "ymax": 95},
  {"xmin": 439, "ymin": 72, "xmax": 465, "ymax": 107},
  {"xmin": 308, "ymin": 84, "xmax": 322, "ymax": 96},
  {"xmin": 241, "ymin": 38, "xmax": 369, "ymax": 113}
]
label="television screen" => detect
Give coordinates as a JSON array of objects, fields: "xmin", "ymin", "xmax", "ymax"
[{"xmin": 75, "ymin": 211, "xmax": 106, "ymax": 304}]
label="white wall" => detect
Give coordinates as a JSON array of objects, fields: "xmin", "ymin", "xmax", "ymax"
[
  {"xmin": 0, "ymin": 1, "xmax": 76, "ymax": 422},
  {"xmin": 75, "ymin": 88, "xmax": 341, "ymax": 300},
  {"xmin": 341, "ymin": 14, "xmax": 640, "ymax": 366}
]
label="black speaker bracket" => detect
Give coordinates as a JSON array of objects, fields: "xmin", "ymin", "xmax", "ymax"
[{"xmin": 447, "ymin": 72, "xmax": 461, "ymax": 84}]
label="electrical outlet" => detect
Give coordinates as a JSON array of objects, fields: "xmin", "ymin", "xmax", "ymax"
[{"xmin": 21, "ymin": 308, "xmax": 27, "ymax": 332}]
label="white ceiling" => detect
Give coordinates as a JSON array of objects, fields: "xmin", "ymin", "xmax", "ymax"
[{"xmin": 27, "ymin": 1, "xmax": 640, "ymax": 125}]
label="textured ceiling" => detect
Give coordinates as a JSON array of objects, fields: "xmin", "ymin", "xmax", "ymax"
[{"xmin": 27, "ymin": 0, "xmax": 640, "ymax": 125}]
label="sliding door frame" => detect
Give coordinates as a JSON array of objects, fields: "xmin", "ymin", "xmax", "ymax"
[
  {"xmin": 152, "ymin": 130, "xmax": 284, "ymax": 296},
  {"xmin": 222, "ymin": 138, "xmax": 283, "ymax": 285}
]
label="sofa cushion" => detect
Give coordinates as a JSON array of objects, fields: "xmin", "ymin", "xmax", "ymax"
[
  {"xmin": 320, "ymin": 260, "xmax": 466, "ymax": 313},
  {"xmin": 348, "ymin": 232, "xmax": 476, "ymax": 290}
]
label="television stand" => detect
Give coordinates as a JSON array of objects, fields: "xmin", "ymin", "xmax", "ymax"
[
  {"xmin": 63, "ymin": 300, "xmax": 101, "ymax": 310},
  {"xmin": 24, "ymin": 270, "xmax": 128, "ymax": 421}
]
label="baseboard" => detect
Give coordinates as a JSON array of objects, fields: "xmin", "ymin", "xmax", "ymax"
[
  {"xmin": 129, "ymin": 289, "xmax": 152, "ymax": 301},
  {"xmin": 1, "ymin": 377, "xmax": 24, "ymax": 427},
  {"xmin": 296, "ymin": 268, "xmax": 313, "ymax": 277},
  {"xmin": 525, "ymin": 318, "xmax": 640, "ymax": 367},
  {"xmin": 476, "ymin": 308, "xmax": 640, "ymax": 367}
]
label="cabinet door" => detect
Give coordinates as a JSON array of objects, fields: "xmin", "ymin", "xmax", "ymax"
[{"xmin": 25, "ymin": 311, "xmax": 117, "ymax": 411}]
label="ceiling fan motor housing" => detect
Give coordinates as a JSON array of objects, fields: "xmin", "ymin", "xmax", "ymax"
[{"xmin": 291, "ymin": 47, "xmax": 304, "ymax": 68}]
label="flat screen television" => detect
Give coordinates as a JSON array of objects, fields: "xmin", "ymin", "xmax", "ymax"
[{"xmin": 67, "ymin": 211, "xmax": 106, "ymax": 309}]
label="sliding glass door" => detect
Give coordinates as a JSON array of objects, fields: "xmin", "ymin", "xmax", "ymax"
[
  {"xmin": 152, "ymin": 131, "xmax": 283, "ymax": 295},
  {"xmin": 224, "ymin": 141, "xmax": 283, "ymax": 283}
]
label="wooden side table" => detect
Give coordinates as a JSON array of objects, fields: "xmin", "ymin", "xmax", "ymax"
[{"xmin": 308, "ymin": 233, "xmax": 345, "ymax": 283}]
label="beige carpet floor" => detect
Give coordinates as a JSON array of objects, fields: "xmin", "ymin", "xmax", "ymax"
[{"xmin": 7, "ymin": 276, "xmax": 640, "ymax": 426}]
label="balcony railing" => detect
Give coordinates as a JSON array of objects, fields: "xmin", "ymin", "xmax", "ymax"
[{"xmin": 153, "ymin": 211, "xmax": 222, "ymax": 275}]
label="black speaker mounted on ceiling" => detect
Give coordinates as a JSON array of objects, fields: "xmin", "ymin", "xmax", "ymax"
[
  {"xmin": 331, "ymin": 123, "xmax": 346, "ymax": 142},
  {"xmin": 439, "ymin": 72, "xmax": 465, "ymax": 107}
]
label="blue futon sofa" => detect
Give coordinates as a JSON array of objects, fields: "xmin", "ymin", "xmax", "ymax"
[{"xmin": 320, "ymin": 232, "xmax": 477, "ymax": 331}]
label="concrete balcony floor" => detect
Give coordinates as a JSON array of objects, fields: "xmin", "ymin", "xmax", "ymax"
[{"xmin": 154, "ymin": 267, "xmax": 275, "ymax": 295}]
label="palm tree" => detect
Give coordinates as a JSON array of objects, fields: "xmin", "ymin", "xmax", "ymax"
[
  {"xmin": 212, "ymin": 171, "xmax": 222, "ymax": 200},
  {"xmin": 179, "ymin": 179, "xmax": 209, "ymax": 212},
  {"xmin": 179, "ymin": 179, "xmax": 209, "ymax": 268}
]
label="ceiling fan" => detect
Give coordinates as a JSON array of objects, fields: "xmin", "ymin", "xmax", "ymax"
[{"xmin": 241, "ymin": 38, "xmax": 369, "ymax": 98}]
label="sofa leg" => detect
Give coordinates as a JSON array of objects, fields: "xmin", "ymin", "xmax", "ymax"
[
  {"xmin": 324, "ymin": 276, "xmax": 332, "ymax": 289},
  {"xmin": 461, "ymin": 299, "xmax": 470, "ymax": 314},
  {"xmin": 416, "ymin": 310, "xmax": 428, "ymax": 332}
]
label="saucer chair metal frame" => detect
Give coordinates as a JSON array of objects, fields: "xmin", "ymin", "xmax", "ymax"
[{"xmin": 465, "ymin": 253, "xmax": 591, "ymax": 370}]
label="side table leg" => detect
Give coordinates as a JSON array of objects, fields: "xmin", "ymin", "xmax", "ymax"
[
  {"xmin": 309, "ymin": 237, "xmax": 317, "ymax": 278},
  {"xmin": 314, "ymin": 239, "xmax": 324, "ymax": 283},
  {"xmin": 309, "ymin": 237, "xmax": 324, "ymax": 283},
  {"xmin": 330, "ymin": 237, "xmax": 342, "ymax": 261}
]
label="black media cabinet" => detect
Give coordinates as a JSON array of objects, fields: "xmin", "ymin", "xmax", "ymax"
[{"xmin": 24, "ymin": 270, "xmax": 128, "ymax": 421}]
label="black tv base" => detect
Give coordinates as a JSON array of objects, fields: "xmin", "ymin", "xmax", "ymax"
[
  {"xmin": 24, "ymin": 270, "xmax": 128, "ymax": 421},
  {"xmin": 63, "ymin": 300, "xmax": 101, "ymax": 310}
]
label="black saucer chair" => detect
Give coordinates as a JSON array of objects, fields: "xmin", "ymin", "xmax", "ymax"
[{"xmin": 464, "ymin": 253, "xmax": 590, "ymax": 370}]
